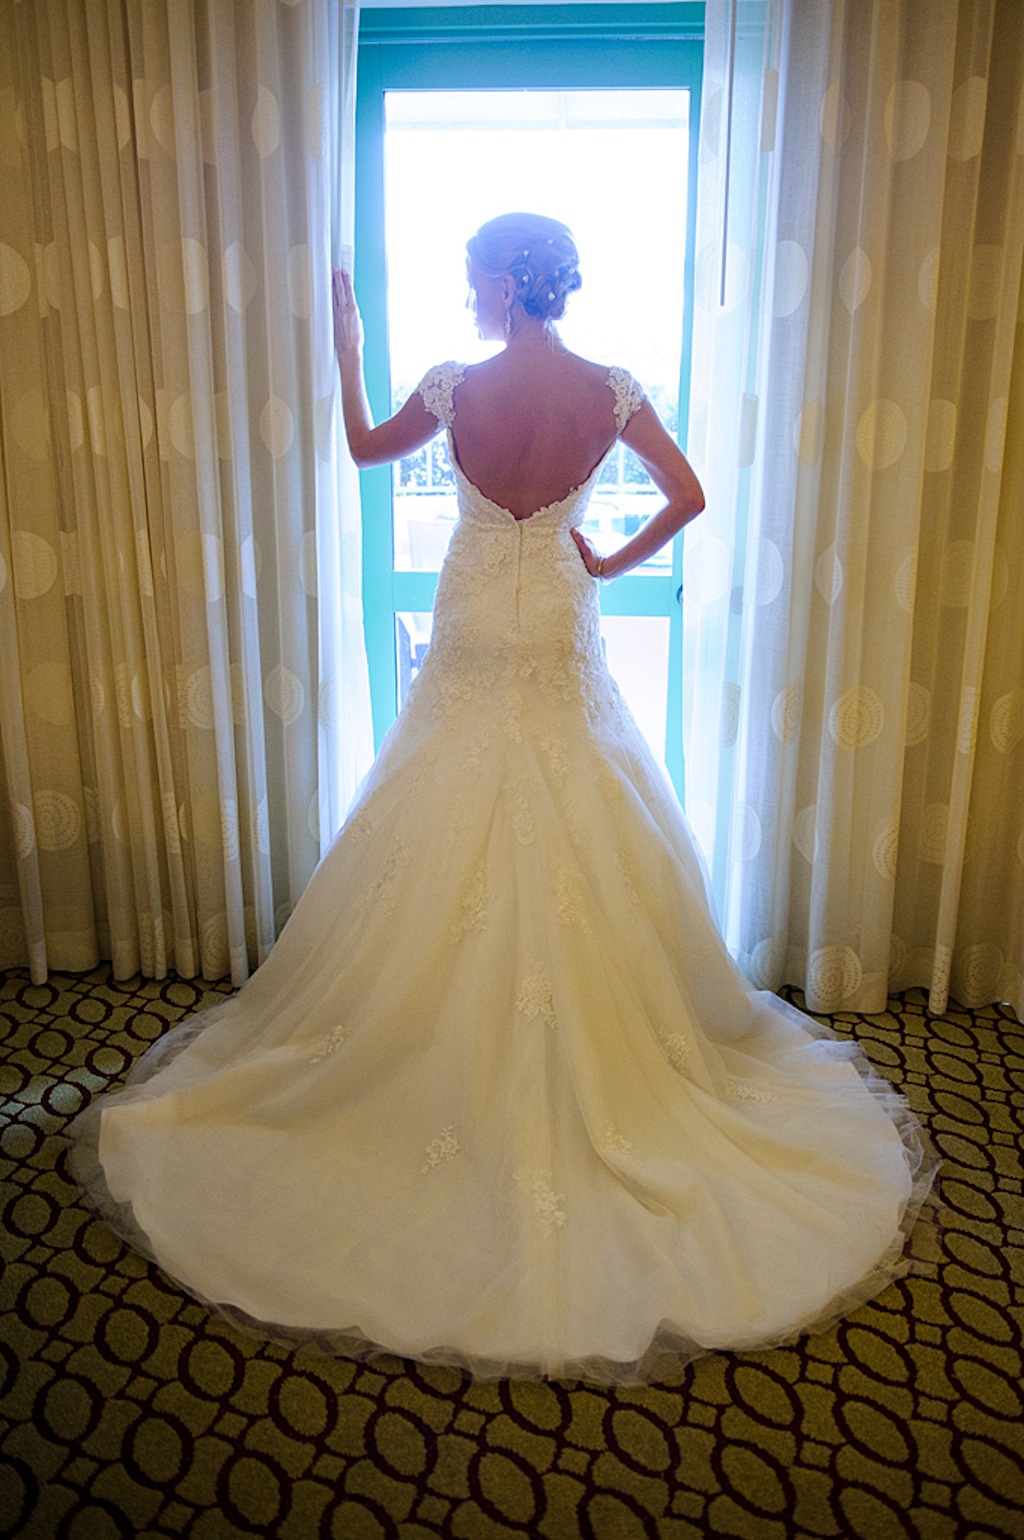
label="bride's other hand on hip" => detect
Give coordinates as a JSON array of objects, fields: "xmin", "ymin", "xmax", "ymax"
[{"xmin": 572, "ymin": 403, "xmax": 705, "ymax": 581}]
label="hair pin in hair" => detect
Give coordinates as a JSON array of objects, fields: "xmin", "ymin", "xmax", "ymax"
[{"xmin": 547, "ymin": 291, "xmax": 555, "ymax": 301}]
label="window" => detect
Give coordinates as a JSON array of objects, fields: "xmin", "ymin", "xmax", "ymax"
[{"xmin": 355, "ymin": 5, "xmax": 703, "ymax": 792}]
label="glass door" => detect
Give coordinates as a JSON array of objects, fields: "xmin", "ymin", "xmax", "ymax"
[{"xmin": 355, "ymin": 7, "xmax": 702, "ymax": 792}]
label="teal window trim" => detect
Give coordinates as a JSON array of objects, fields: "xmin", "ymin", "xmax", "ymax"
[
  {"xmin": 358, "ymin": 4, "xmax": 705, "ymax": 46},
  {"xmin": 355, "ymin": 6, "xmax": 704, "ymax": 789}
]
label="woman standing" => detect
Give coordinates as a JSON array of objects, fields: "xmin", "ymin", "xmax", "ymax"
[{"xmin": 70, "ymin": 213, "xmax": 934, "ymax": 1383}]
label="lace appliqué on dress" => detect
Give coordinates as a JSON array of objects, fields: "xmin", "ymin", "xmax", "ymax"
[
  {"xmin": 430, "ymin": 533, "xmax": 508, "ymax": 643},
  {"xmin": 538, "ymin": 735, "xmax": 583, "ymax": 845},
  {"xmin": 539, "ymin": 735, "xmax": 570, "ymax": 785},
  {"xmin": 607, "ymin": 367, "xmax": 645, "ymax": 435},
  {"xmin": 450, "ymin": 865, "xmax": 492, "ymax": 943},
  {"xmin": 310, "ymin": 1024, "xmax": 352, "ymax": 1064},
  {"xmin": 346, "ymin": 807, "xmax": 374, "ymax": 841},
  {"xmin": 553, "ymin": 865, "xmax": 589, "ymax": 929},
  {"xmin": 536, "ymin": 648, "xmax": 581, "ymax": 705},
  {"xmin": 595, "ymin": 758, "xmax": 624, "ymax": 809},
  {"xmin": 502, "ymin": 688, "xmax": 524, "ymax": 743},
  {"xmin": 422, "ymin": 1126, "xmax": 461, "ymax": 1173},
  {"xmin": 515, "ymin": 969, "xmax": 557, "ymax": 1029},
  {"xmin": 728, "ymin": 1078, "xmax": 780, "ymax": 1104},
  {"xmin": 657, "ymin": 1028, "xmax": 691, "ymax": 1073},
  {"xmin": 459, "ymin": 731, "xmax": 491, "ymax": 775},
  {"xmin": 404, "ymin": 745, "xmax": 439, "ymax": 802},
  {"xmin": 416, "ymin": 361, "xmax": 466, "ymax": 428},
  {"xmin": 514, "ymin": 1169, "xmax": 566, "ymax": 1235},
  {"xmin": 617, "ymin": 845, "xmax": 643, "ymax": 920},
  {"xmin": 358, "ymin": 839, "xmax": 409, "ymax": 921},
  {"xmin": 505, "ymin": 777, "xmax": 536, "ymax": 845},
  {"xmin": 432, "ymin": 671, "xmax": 475, "ymax": 723},
  {"xmin": 604, "ymin": 1125, "xmax": 633, "ymax": 1154}
]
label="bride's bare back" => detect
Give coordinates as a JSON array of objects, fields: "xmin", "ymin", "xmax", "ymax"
[{"xmin": 449, "ymin": 347, "xmax": 621, "ymax": 520}]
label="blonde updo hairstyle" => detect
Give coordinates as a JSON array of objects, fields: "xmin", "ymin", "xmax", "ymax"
[{"xmin": 466, "ymin": 212, "xmax": 582, "ymax": 322}]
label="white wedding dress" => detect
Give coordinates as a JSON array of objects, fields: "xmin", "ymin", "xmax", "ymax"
[{"xmin": 70, "ymin": 364, "xmax": 935, "ymax": 1383}]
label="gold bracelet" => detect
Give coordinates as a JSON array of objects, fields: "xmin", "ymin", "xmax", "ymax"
[{"xmin": 596, "ymin": 556, "xmax": 606, "ymax": 581}]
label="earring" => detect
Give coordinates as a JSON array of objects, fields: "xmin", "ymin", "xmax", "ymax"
[{"xmin": 504, "ymin": 302, "xmax": 512, "ymax": 340}]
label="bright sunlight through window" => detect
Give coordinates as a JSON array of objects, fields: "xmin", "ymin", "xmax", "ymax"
[{"xmin": 382, "ymin": 88, "xmax": 691, "ymax": 752}]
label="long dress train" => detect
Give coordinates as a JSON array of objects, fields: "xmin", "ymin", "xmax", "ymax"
[{"xmin": 68, "ymin": 364, "xmax": 936, "ymax": 1383}]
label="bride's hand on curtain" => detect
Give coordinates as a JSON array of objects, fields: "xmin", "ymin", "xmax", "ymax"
[
  {"xmin": 333, "ymin": 267, "xmax": 363, "ymax": 360},
  {"xmin": 332, "ymin": 268, "xmax": 442, "ymax": 469}
]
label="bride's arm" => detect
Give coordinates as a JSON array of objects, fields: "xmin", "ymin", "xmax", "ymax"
[
  {"xmin": 571, "ymin": 403, "xmax": 705, "ymax": 580},
  {"xmin": 333, "ymin": 268, "xmax": 439, "ymax": 468}
]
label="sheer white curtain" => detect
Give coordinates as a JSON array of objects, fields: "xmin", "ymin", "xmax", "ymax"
[
  {"xmin": 686, "ymin": 0, "xmax": 1024, "ymax": 1018},
  {"xmin": 320, "ymin": 0, "xmax": 373, "ymax": 845},
  {"xmin": 0, "ymin": 0, "xmax": 371, "ymax": 985}
]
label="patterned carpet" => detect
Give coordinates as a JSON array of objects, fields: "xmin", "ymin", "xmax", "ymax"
[{"xmin": 1, "ymin": 967, "xmax": 1022, "ymax": 1539}]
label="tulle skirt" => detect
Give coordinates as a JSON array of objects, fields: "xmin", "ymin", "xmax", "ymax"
[{"xmin": 69, "ymin": 651, "xmax": 936, "ymax": 1383}]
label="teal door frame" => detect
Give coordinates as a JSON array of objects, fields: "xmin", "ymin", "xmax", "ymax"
[{"xmin": 354, "ymin": 4, "xmax": 703, "ymax": 793}]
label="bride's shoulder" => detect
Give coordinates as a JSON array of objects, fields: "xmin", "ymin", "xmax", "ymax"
[
  {"xmin": 560, "ymin": 353, "xmax": 644, "ymax": 394},
  {"xmin": 557, "ymin": 356, "xmax": 646, "ymax": 431},
  {"xmin": 416, "ymin": 360, "xmax": 466, "ymax": 389}
]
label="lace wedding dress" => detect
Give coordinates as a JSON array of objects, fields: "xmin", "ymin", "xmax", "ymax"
[{"xmin": 70, "ymin": 364, "xmax": 935, "ymax": 1383}]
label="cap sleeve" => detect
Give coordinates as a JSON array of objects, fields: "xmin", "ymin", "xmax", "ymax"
[
  {"xmin": 606, "ymin": 367, "xmax": 646, "ymax": 435},
  {"xmin": 415, "ymin": 361, "xmax": 466, "ymax": 429}
]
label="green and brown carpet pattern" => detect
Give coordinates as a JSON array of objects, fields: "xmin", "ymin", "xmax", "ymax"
[{"xmin": 1, "ymin": 967, "xmax": 1022, "ymax": 1539}]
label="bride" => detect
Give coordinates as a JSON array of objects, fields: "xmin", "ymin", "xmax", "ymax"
[{"xmin": 69, "ymin": 213, "xmax": 935, "ymax": 1384}]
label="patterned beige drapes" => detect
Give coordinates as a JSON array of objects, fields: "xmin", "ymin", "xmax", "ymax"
[
  {"xmin": 0, "ymin": 0, "xmax": 370, "ymax": 986},
  {"xmin": 687, "ymin": 0, "xmax": 1024, "ymax": 1018}
]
